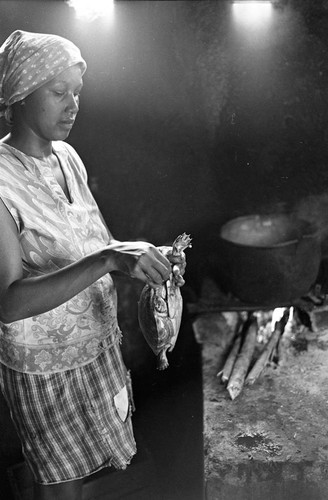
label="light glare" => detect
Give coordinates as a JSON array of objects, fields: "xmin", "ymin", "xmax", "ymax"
[
  {"xmin": 67, "ymin": 0, "xmax": 114, "ymax": 22},
  {"xmin": 233, "ymin": 1, "xmax": 273, "ymax": 27}
]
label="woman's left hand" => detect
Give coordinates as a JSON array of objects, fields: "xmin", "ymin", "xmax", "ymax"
[
  {"xmin": 157, "ymin": 245, "xmax": 186, "ymax": 287},
  {"xmin": 106, "ymin": 240, "xmax": 172, "ymax": 287}
]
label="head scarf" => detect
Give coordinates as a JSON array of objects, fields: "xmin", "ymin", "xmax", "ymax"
[{"xmin": 0, "ymin": 30, "xmax": 87, "ymax": 118}]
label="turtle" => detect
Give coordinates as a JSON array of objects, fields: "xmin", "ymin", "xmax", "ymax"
[{"xmin": 138, "ymin": 233, "xmax": 192, "ymax": 370}]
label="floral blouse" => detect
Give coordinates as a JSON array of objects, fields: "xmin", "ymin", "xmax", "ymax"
[{"xmin": 0, "ymin": 141, "xmax": 120, "ymax": 374}]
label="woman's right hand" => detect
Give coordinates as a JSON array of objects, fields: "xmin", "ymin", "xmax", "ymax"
[{"xmin": 105, "ymin": 240, "xmax": 172, "ymax": 287}]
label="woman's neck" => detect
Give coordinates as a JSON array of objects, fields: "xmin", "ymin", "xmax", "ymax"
[{"xmin": 2, "ymin": 130, "xmax": 53, "ymax": 159}]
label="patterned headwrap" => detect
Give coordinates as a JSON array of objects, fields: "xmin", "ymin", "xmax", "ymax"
[{"xmin": 0, "ymin": 30, "xmax": 87, "ymax": 119}]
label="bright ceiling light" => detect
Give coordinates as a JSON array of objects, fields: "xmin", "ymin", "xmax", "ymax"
[
  {"xmin": 232, "ymin": 0, "xmax": 272, "ymax": 3},
  {"xmin": 67, "ymin": 0, "xmax": 114, "ymax": 22},
  {"xmin": 232, "ymin": 1, "xmax": 273, "ymax": 27}
]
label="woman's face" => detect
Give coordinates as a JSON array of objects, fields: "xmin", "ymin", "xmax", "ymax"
[{"xmin": 20, "ymin": 64, "xmax": 83, "ymax": 142}]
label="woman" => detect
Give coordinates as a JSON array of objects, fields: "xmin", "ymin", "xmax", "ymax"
[{"xmin": 0, "ymin": 30, "xmax": 185, "ymax": 500}]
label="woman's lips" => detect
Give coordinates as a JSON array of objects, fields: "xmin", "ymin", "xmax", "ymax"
[{"xmin": 59, "ymin": 119, "xmax": 75, "ymax": 128}]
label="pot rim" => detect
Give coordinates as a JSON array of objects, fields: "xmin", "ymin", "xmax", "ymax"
[{"xmin": 220, "ymin": 214, "xmax": 319, "ymax": 249}]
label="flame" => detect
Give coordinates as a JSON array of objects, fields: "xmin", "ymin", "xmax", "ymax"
[{"xmin": 271, "ymin": 306, "xmax": 292, "ymax": 331}]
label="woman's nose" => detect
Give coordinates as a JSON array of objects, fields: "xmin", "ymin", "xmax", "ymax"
[{"xmin": 66, "ymin": 93, "xmax": 79, "ymax": 113}]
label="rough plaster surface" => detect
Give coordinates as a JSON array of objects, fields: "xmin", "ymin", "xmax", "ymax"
[{"xmin": 194, "ymin": 311, "xmax": 328, "ymax": 500}]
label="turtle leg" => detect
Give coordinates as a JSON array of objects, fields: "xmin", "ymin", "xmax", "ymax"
[{"xmin": 157, "ymin": 349, "xmax": 169, "ymax": 370}]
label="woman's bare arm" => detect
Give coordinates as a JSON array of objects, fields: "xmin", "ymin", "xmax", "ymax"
[{"xmin": 0, "ymin": 199, "xmax": 171, "ymax": 323}]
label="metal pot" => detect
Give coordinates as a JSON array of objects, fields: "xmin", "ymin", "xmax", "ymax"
[{"xmin": 216, "ymin": 214, "xmax": 321, "ymax": 306}]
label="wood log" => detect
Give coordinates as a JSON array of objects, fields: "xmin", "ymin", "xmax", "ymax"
[
  {"xmin": 277, "ymin": 308, "xmax": 294, "ymax": 366},
  {"xmin": 217, "ymin": 318, "xmax": 243, "ymax": 383},
  {"xmin": 226, "ymin": 315, "xmax": 258, "ymax": 400},
  {"xmin": 246, "ymin": 308, "xmax": 289, "ymax": 385}
]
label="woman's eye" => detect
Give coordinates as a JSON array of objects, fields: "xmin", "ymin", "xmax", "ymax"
[{"xmin": 54, "ymin": 91, "xmax": 65, "ymax": 97}]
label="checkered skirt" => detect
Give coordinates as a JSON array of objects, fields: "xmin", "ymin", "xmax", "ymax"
[{"xmin": 0, "ymin": 344, "xmax": 137, "ymax": 484}]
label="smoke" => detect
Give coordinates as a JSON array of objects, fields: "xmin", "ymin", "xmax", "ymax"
[{"xmin": 293, "ymin": 194, "xmax": 328, "ymax": 244}]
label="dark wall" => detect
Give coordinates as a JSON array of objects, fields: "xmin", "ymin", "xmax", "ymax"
[
  {"xmin": 1, "ymin": 0, "xmax": 328, "ymax": 341},
  {"xmin": 1, "ymin": 1, "xmax": 328, "ymax": 263},
  {"xmin": 1, "ymin": 0, "xmax": 328, "ymax": 346}
]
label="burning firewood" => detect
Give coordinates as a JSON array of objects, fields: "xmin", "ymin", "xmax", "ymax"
[
  {"xmin": 226, "ymin": 315, "xmax": 258, "ymax": 400},
  {"xmin": 246, "ymin": 308, "xmax": 289, "ymax": 386}
]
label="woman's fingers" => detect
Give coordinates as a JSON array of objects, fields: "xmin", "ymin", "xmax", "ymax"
[
  {"xmin": 108, "ymin": 241, "xmax": 180, "ymax": 286},
  {"xmin": 132, "ymin": 249, "xmax": 171, "ymax": 285},
  {"xmin": 158, "ymin": 246, "xmax": 186, "ymax": 267}
]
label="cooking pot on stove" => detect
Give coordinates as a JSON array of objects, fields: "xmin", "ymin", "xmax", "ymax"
[{"xmin": 216, "ymin": 213, "xmax": 321, "ymax": 306}]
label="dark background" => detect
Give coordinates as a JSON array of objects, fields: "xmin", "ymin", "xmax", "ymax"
[{"xmin": 2, "ymin": 1, "xmax": 328, "ymax": 254}]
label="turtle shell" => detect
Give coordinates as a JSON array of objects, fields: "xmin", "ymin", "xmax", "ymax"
[
  {"xmin": 138, "ymin": 280, "xmax": 183, "ymax": 369},
  {"xmin": 137, "ymin": 233, "xmax": 191, "ymax": 369}
]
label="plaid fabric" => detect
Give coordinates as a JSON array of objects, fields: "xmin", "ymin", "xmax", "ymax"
[{"xmin": 0, "ymin": 346, "xmax": 137, "ymax": 484}]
